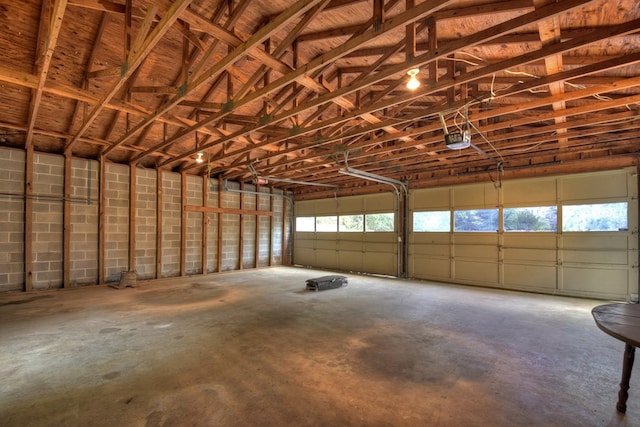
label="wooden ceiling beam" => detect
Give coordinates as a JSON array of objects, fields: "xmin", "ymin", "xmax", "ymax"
[
  {"xmin": 341, "ymin": 27, "xmax": 637, "ymax": 59},
  {"xmin": 223, "ymin": 57, "xmax": 640, "ymax": 180},
  {"xmin": 26, "ymin": 0, "xmax": 68, "ymax": 150},
  {"xmin": 194, "ymin": 0, "xmax": 603, "ymax": 175},
  {"xmin": 534, "ymin": 0, "xmax": 567, "ymax": 143},
  {"xmin": 271, "ymin": 124, "xmax": 640, "ymax": 187},
  {"xmin": 67, "ymin": 12, "xmax": 108, "ymax": 138},
  {"xmin": 163, "ymin": 0, "xmax": 456, "ymax": 169},
  {"xmin": 65, "ymin": 0, "xmax": 194, "ymax": 153},
  {"xmin": 297, "ymin": 0, "xmax": 534, "ymax": 42},
  {"xmin": 279, "ymin": 94, "xmax": 640, "ymax": 184},
  {"xmin": 112, "ymin": 0, "xmax": 327, "ymax": 162}
]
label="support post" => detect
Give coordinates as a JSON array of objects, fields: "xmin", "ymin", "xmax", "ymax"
[
  {"xmin": 24, "ymin": 146, "xmax": 34, "ymax": 291},
  {"xmin": 180, "ymin": 171, "xmax": 187, "ymax": 276},
  {"xmin": 156, "ymin": 169, "xmax": 162, "ymax": 279},
  {"xmin": 63, "ymin": 153, "xmax": 72, "ymax": 287},
  {"xmin": 98, "ymin": 154, "xmax": 105, "ymax": 285},
  {"xmin": 128, "ymin": 164, "xmax": 136, "ymax": 272},
  {"xmin": 202, "ymin": 175, "xmax": 208, "ymax": 274}
]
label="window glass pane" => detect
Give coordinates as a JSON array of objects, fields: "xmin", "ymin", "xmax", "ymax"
[
  {"xmin": 504, "ymin": 206, "xmax": 557, "ymax": 232},
  {"xmin": 295, "ymin": 217, "xmax": 315, "ymax": 232},
  {"xmin": 454, "ymin": 209, "xmax": 498, "ymax": 232},
  {"xmin": 413, "ymin": 211, "xmax": 450, "ymax": 232},
  {"xmin": 339, "ymin": 215, "xmax": 364, "ymax": 232},
  {"xmin": 365, "ymin": 213, "xmax": 394, "ymax": 232},
  {"xmin": 316, "ymin": 216, "xmax": 338, "ymax": 232},
  {"xmin": 562, "ymin": 202, "xmax": 628, "ymax": 231}
]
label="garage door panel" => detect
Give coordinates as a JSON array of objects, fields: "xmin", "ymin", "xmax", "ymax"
[
  {"xmin": 504, "ymin": 264, "xmax": 557, "ymax": 289},
  {"xmin": 562, "ymin": 172, "xmax": 628, "ymax": 201},
  {"xmin": 411, "ymin": 256, "xmax": 450, "ymax": 279},
  {"xmin": 504, "ymin": 248, "xmax": 556, "ymax": 263},
  {"xmin": 503, "ymin": 178, "xmax": 556, "ymax": 205},
  {"xmin": 364, "ymin": 233, "xmax": 396, "ymax": 243},
  {"xmin": 295, "ymin": 248, "xmax": 316, "ymax": 266},
  {"xmin": 315, "ymin": 238, "xmax": 338, "ymax": 250},
  {"xmin": 455, "ymin": 245, "xmax": 498, "ymax": 260},
  {"xmin": 294, "ymin": 238, "xmax": 315, "ymax": 250},
  {"xmin": 315, "ymin": 249, "xmax": 338, "ymax": 268},
  {"xmin": 363, "ymin": 252, "xmax": 396, "ymax": 276},
  {"xmin": 563, "ymin": 250, "xmax": 629, "ymax": 265},
  {"xmin": 562, "ymin": 267, "xmax": 628, "ymax": 297},
  {"xmin": 364, "ymin": 242, "xmax": 396, "ymax": 253},
  {"xmin": 455, "ymin": 261, "xmax": 498, "ymax": 283},
  {"xmin": 562, "ymin": 234, "xmax": 628, "ymax": 250},
  {"xmin": 338, "ymin": 250, "xmax": 363, "ymax": 272},
  {"xmin": 411, "ymin": 187, "xmax": 450, "ymax": 209},
  {"xmin": 503, "ymin": 234, "xmax": 556, "ymax": 248},
  {"xmin": 337, "ymin": 239, "xmax": 362, "ymax": 251},
  {"xmin": 411, "ymin": 242, "xmax": 450, "ymax": 257}
]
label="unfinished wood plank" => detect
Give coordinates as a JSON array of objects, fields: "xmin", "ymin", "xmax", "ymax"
[
  {"xmin": 184, "ymin": 205, "xmax": 274, "ymax": 216},
  {"xmin": 217, "ymin": 176, "xmax": 223, "ymax": 273},
  {"xmin": 67, "ymin": 0, "xmax": 194, "ymax": 153},
  {"xmin": 129, "ymin": 164, "xmax": 136, "ymax": 272},
  {"xmin": 180, "ymin": 171, "xmax": 187, "ymax": 276},
  {"xmin": 239, "ymin": 182, "xmax": 244, "ymax": 270},
  {"xmin": 63, "ymin": 153, "xmax": 71, "ymax": 288},
  {"xmin": 24, "ymin": 146, "xmax": 34, "ymax": 292},
  {"xmin": 26, "ymin": 0, "xmax": 68, "ymax": 150},
  {"xmin": 202, "ymin": 175, "xmax": 208, "ymax": 275},
  {"xmin": 98, "ymin": 154, "xmax": 106, "ymax": 285},
  {"xmin": 156, "ymin": 169, "xmax": 163, "ymax": 279}
]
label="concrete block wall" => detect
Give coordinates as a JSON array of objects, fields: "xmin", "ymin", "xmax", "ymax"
[
  {"xmin": 272, "ymin": 190, "xmax": 286, "ymax": 265},
  {"xmin": 0, "ymin": 147, "xmax": 290, "ymax": 292},
  {"xmin": 186, "ymin": 175, "xmax": 202, "ymax": 274},
  {"xmin": 221, "ymin": 181, "xmax": 240, "ymax": 271},
  {"xmin": 104, "ymin": 163, "xmax": 130, "ymax": 283},
  {"xmin": 161, "ymin": 172, "xmax": 181, "ymax": 277},
  {"xmin": 258, "ymin": 188, "xmax": 272, "ymax": 267},
  {"xmin": 32, "ymin": 153, "xmax": 64, "ymax": 290},
  {"xmin": 278, "ymin": 191, "xmax": 292, "ymax": 265},
  {"xmin": 205, "ymin": 179, "xmax": 219, "ymax": 273},
  {"xmin": 242, "ymin": 186, "xmax": 256, "ymax": 269},
  {"xmin": 70, "ymin": 158, "xmax": 99, "ymax": 286},
  {"xmin": 135, "ymin": 168, "xmax": 157, "ymax": 280},
  {"xmin": 0, "ymin": 148, "xmax": 25, "ymax": 291}
]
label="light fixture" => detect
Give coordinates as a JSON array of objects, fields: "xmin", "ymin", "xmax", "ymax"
[
  {"xmin": 195, "ymin": 151, "xmax": 204, "ymax": 163},
  {"xmin": 406, "ymin": 68, "xmax": 420, "ymax": 90}
]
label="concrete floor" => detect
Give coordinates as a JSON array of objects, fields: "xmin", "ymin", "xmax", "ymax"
[{"xmin": 0, "ymin": 267, "xmax": 638, "ymax": 427}]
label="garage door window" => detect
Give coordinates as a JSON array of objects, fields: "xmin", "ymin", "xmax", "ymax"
[
  {"xmin": 413, "ymin": 211, "xmax": 450, "ymax": 232},
  {"xmin": 504, "ymin": 206, "xmax": 557, "ymax": 232},
  {"xmin": 296, "ymin": 216, "xmax": 315, "ymax": 232},
  {"xmin": 339, "ymin": 215, "xmax": 364, "ymax": 232},
  {"xmin": 316, "ymin": 216, "xmax": 338, "ymax": 232},
  {"xmin": 454, "ymin": 209, "xmax": 498, "ymax": 232},
  {"xmin": 365, "ymin": 213, "xmax": 394, "ymax": 232},
  {"xmin": 562, "ymin": 202, "xmax": 628, "ymax": 231}
]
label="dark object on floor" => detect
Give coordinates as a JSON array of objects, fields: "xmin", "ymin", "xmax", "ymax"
[
  {"xmin": 109, "ymin": 271, "xmax": 137, "ymax": 290},
  {"xmin": 306, "ymin": 275, "xmax": 347, "ymax": 292}
]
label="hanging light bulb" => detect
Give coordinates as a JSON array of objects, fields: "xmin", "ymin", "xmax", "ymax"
[
  {"xmin": 195, "ymin": 151, "xmax": 204, "ymax": 163},
  {"xmin": 406, "ymin": 68, "xmax": 420, "ymax": 90}
]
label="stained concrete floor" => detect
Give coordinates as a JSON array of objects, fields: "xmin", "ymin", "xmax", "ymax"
[{"xmin": 0, "ymin": 267, "xmax": 639, "ymax": 427}]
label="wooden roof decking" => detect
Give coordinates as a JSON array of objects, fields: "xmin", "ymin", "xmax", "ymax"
[{"xmin": 1, "ymin": 0, "xmax": 639, "ymax": 199}]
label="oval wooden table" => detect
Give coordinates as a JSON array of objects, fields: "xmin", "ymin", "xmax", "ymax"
[{"xmin": 592, "ymin": 303, "xmax": 640, "ymax": 413}]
